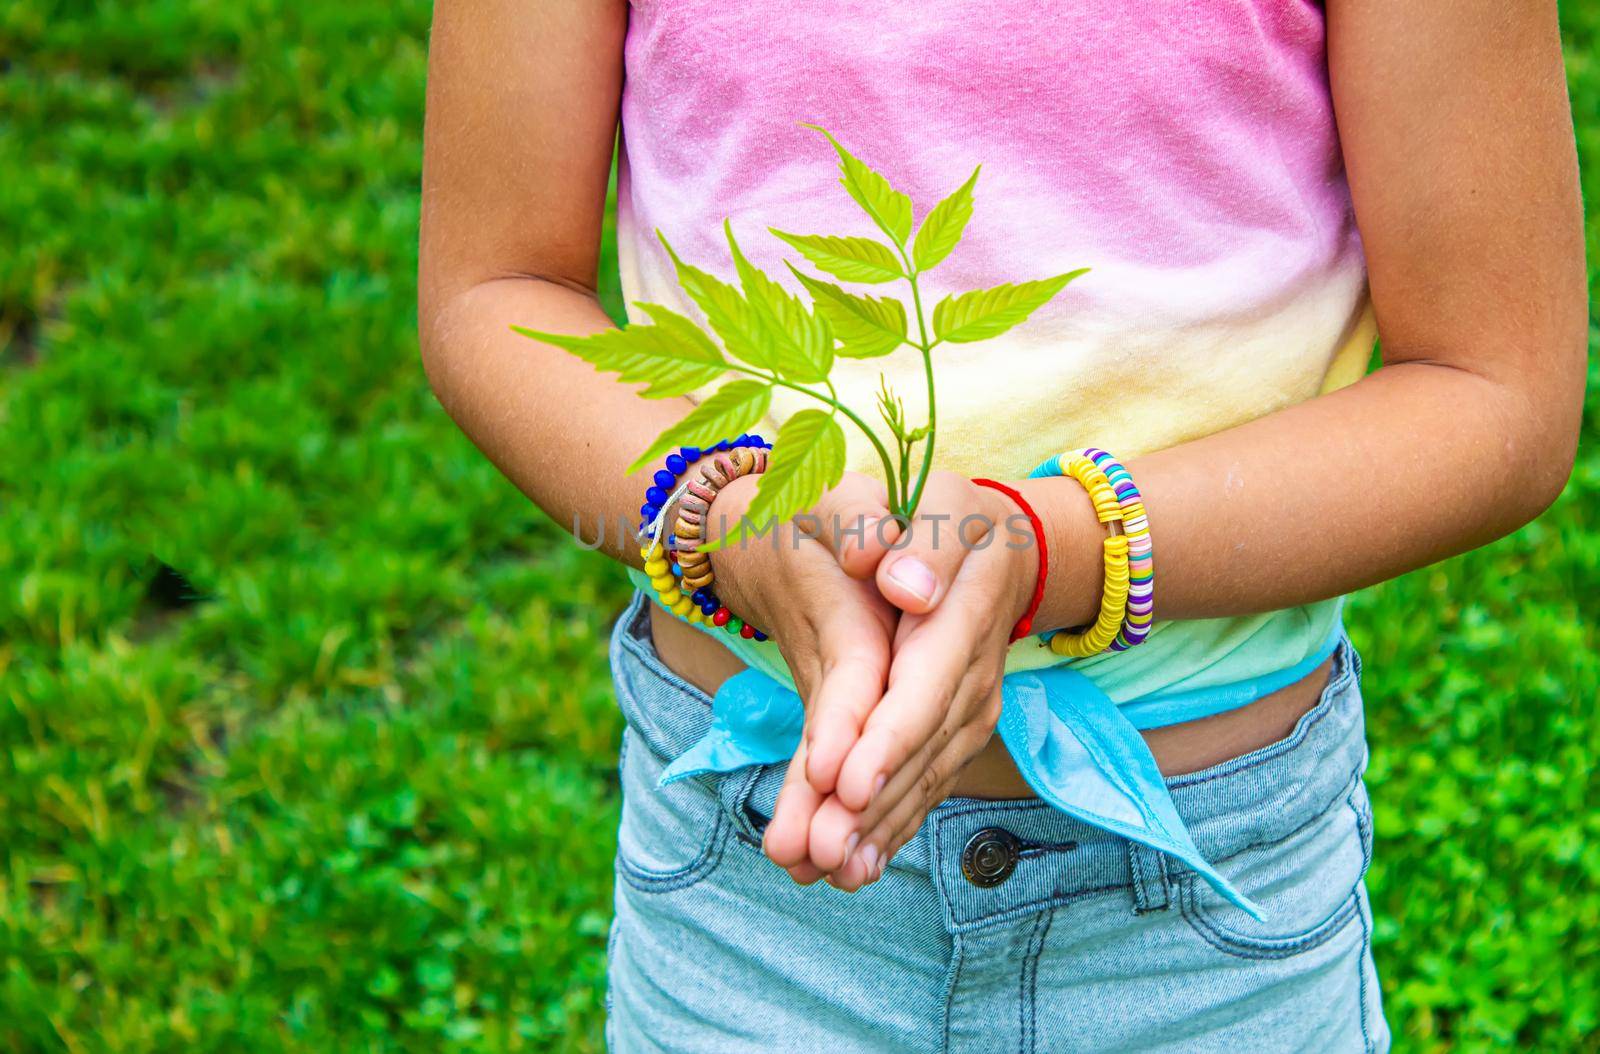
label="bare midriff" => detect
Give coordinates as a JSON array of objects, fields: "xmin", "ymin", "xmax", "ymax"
[{"xmin": 648, "ymin": 604, "xmax": 1332, "ymax": 797}]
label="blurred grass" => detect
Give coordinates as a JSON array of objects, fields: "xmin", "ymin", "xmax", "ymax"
[{"xmin": 0, "ymin": 2, "xmax": 1595, "ymax": 1050}]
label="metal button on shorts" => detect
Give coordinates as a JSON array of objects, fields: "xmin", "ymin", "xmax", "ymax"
[{"xmin": 961, "ymin": 827, "xmax": 1021, "ymax": 887}]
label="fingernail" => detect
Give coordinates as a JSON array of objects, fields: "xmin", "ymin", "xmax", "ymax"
[
  {"xmin": 859, "ymin": 844, "xmax": 880, "ymax": 877},
  {"xmin": 888, "ymin": 557, "xmax": 937, "ymax": 602},
  {"xmin": 870, "ymin": 773, "xmax": 887, "ymax": 804},
  {"xmin": 844, "ymin": 832, "xmax": 860, "ymax": 863}
]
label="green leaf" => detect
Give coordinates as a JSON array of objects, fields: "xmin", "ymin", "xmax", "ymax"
[
  {"xmin": 803, "ymin": 124, "xmax": 913, "ymax": 246},
  {"xmin": 512, "ymin": 305, "xmax": 726, "ymax": 397},
  {"xmin": 657, "ymin": 230, "xmax": 774, "ymax": 369},
  {"xmin": 725, "ymin": 221, "xmax": 833, "ymax": 383},
  {"xmin": 912, "ymin": 166, "xmax": 980, "ymax": 273},
  {"xmin": 789, "ymin": 267, "xmax": 907, "ymax": 359},
  {"xmin": 626, "ymin": 379, "xmax": 773, "ymax": 474},
  {"xmin": 930, "ymin": 269, "xmax": 1090, "ymax": 344},
  {"xmin": 706, "ymin": 409, "xmax": 846, "ymax": 551},
  {"xmin": 768, "ymin": 229, "xmax": 902, "ymax": 284}
]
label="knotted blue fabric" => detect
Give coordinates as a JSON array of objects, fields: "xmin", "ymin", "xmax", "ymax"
[{"xmin": 660, "ymin": 624, "xmax": 1339, "ymax": 921}]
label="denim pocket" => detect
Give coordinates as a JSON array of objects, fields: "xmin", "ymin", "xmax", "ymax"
[
  {"xmin": 1178, "ymin": 778, "xmax": 1372, "ymax": 959},
  {"xmin": 610, "ymin": 599, "xmax": 728, "ymax": 893},
  {"xmin": 615, "ymin": 726, "xmax": 728, "ymax": 892}
]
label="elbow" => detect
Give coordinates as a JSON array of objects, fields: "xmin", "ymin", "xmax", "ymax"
[
  {"xmin": 1519, "ymin": 441, "xmax": 1576, "ymax": 524},
  {"xmin": 416, "ymin": 287, "xmax": 460, "ymax": 414},
  {"xmin": 1478, "ymin": 427, "xmax": 1575, "ymax": 543},
  {"xmin": 1505, "ymin": 343, "xmax": 1587, "ymax": 527},
  {"xmin": 1517, "ymin": 416, "xmax": 1580, "ymax": 525}
]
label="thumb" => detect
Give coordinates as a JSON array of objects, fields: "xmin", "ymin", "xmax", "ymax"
[
  {"xmin": 873, "ymin": 473, "xmax": 990, "ymax": 615},
  {"xmin": 805, "ymin": 473, "xmax": 901, "ymax": 580}
]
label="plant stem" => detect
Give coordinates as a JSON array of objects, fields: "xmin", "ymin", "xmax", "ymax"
[
  {"xmin": 898, "ymin": 435, "xmax": 912, "ymax": 505},
  {"xmin": 897, "ymin": 256, "xmax": 938, "ymax": 518},
  {"xmin": 906, "ymin": 345, "xmax": 937, "ymax": 515},
  {"xmin": 722, "ymin": 363, "xmax": 903, "ymax": 509}
]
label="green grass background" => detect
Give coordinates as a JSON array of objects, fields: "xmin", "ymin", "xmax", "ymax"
[{"xmin": 0, "ymin": 2, "xmax": 1595, "ymax": 1050}]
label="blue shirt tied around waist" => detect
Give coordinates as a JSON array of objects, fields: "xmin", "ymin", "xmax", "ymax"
[{"xmin": 657, "ymin": 457, "xmax": 1346, "ymax": 919}]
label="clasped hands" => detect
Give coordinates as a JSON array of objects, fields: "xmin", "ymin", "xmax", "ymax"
[{"xmin": 706, "ymin": 470, "xmax": 1040, "ymax": 892}]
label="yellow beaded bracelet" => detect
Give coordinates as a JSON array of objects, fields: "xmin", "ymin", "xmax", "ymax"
[{"xmin": 1048, "ymin": 453, "xmax": 1133, "ymax": 658}]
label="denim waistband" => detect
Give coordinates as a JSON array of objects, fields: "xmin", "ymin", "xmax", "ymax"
[{"xmin": 608, "ymin": 592, "xmax": 1368, "ymax": 932}]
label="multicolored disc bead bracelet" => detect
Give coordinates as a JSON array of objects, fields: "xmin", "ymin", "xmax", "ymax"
[
  {"xmin": 637, "ymin": 435, "xmax": 772, "ymax": 642},
  {"xmin": 1082, "ymin": 448, "xmax": 1154, "ymax": 650},
  {"xmin": 1032, "ymin": 448, "xmax": 1156, "ymax": 658},
  {"xmin": 1050, "ymin": 453, "xmax": 1131, "ymax": 657}
]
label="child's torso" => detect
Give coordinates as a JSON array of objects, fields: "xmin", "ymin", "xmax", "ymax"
[
  {"xmin": 615, "ymin": 0, "xmax": 1373, "ymax": 478},
  {"xmin": 616, "ymin": 0, "xmax": 1370, "ymax": 711}
]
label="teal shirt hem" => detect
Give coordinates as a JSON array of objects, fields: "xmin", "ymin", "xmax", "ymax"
[{"xmin": 624, "ymin": 565, "xmax": 1343, "ymax": 727}]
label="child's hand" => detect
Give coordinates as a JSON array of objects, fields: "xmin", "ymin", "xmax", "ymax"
[
  {"xmin": 800, "ymin": 472, "xmax": 1039, "ymax": 890},
  {"xmin": 703, "ymin": 472, "xmax": 902, "ymax": 883}
]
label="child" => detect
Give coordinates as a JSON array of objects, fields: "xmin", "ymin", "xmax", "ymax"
[{"xmin": 418, "ymin": 2, "xmax": 1585, "ymax": 1049}]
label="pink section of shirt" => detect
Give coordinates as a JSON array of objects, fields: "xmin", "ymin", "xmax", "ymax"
[{"xmin": 618, "ymin": 0, "xmax": 1358, "ymax": 305}]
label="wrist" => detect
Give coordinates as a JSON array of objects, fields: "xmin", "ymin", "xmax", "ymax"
[
  {"xmin": 700, "ymin": 473, "xmax": 766, "ymax": 623},
  {"xmin": 978, "ymin": 485, "xmax": 1041, "ymax": 632},
  {"xmin": 1017, "ymin": 474, "xmax": 1103, "ymax": 633}
]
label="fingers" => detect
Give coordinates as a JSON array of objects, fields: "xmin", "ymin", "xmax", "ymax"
[
  {"xmin": 767, "ymin": 475, "xmax": 1032, "ymax": 889},
  {"xmin": 805, "ymin": 734, "xmax": 934, "ymax": 876},
  {"xmin": 874, "ymin": 472, "xmax": 994, "ymax": 614},
  {"xmin": 849, "ymin": 777, "xmax": 957, "ymax": 890},
  {"xmin": 808, "ymin": 662, "xmax": 992, "ymax": 873},
  {"xmin": 786, "ymin": 859, "xmax": 827, "ymax": 885},
  {"xmin": 808, "ymin": 473, "xmax": 900, "ymax": 580},
  {"xmin": 842, "ymin": 539, "xmax": 1022, "ymax": 810},
  {"xmin": 824, "ymin": 724, "xmax": 988, "ymax": 892},
  {"xmin": 797, "ymin": 568, "xmax": 893, "ymax": 791},
  {"xmin": 833, "ymin": 606, "xmax": 996, "ymax": 812},
  {"xmin": 764, "ymin": 737, "xmax": 825, "ymax": 873},
  {"xmin": 803, "ymin": 647, "xmax": 889, "ymax": 797},
  {"xmin": 745, "ymin": 525, "xmax": 895, "ymax": 802},
  {"xmin": 863, "ymin": 697, "xmax": 996, "ymax": 859}
]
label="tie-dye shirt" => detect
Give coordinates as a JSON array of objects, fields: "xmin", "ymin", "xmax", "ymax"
[{"xmin": 618, "ymin": 0, "xmax": 1373, "ymax": 702}]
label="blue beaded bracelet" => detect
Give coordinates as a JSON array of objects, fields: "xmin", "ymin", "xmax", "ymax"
[
  {"xmin": 637, "ymin": 434, "xmax": 772, "ymax": 533},
  {"xmin": 637, "ymin": 434, "xmax": 771, "ymax": 643}
]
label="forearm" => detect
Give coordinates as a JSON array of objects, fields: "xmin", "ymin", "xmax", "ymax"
[
  {"xmin": 420, "ymin": 277, "xmax": 687, "ymax": 567},
  {"xmin": 1024, "ymin": 0, "xmax": 1586, "ymax": 635},
  {"xmin": 1022, "ymin": 358, "xmax": 1582, "ymax": 631}
]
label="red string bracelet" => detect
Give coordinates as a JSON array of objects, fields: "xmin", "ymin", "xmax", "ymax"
[{"xmin": 971, "ymin": 478, "xmax": 1049, "ymax": 643}]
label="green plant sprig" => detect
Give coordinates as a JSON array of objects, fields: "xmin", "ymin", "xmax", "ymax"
[{"xmin": 514, "ymin": 125, "xmax": 1088, "ymax": 550}]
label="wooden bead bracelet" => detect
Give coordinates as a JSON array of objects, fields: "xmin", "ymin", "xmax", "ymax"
[{"xmin": 638, "ymin": 435, "xmax": 772, "ymax": 641}]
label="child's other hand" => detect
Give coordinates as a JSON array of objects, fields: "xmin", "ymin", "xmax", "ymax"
[
  {"xmin": 703, "ymin": 472, "xmax": 900, "ymax": 884},
  {"xmin": 805, "ymin": 472, "xmax": 1039, "ymax": 890}
]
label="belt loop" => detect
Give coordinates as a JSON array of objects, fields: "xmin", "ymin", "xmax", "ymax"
[
  {"xmin": 717, "ymin": 765, "xmax": 768, "ymax": 846},
  {"xmin": 1128, "ymin": 841, "xmax": 1172, "ymax": 915}
]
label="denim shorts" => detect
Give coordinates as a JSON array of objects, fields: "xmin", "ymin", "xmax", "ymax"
[{"xmin": 605, "ymin": 595, "xmax": 1389, "ymax": 1052}]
